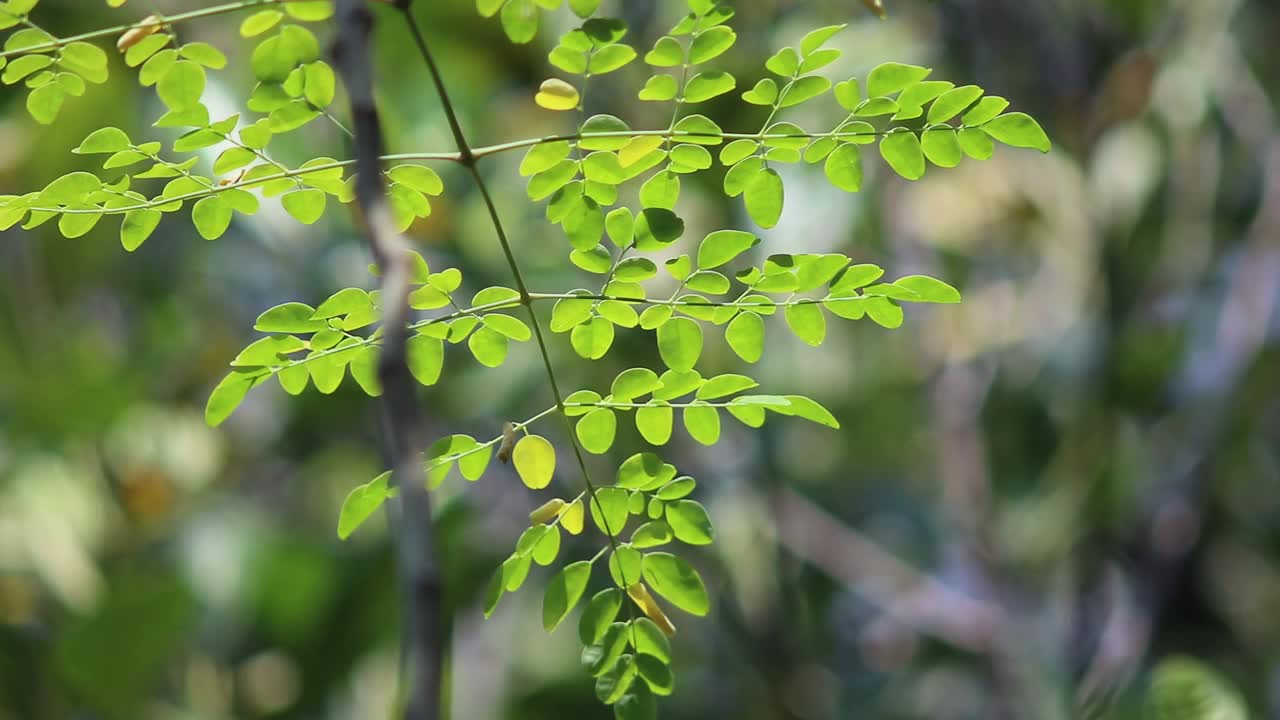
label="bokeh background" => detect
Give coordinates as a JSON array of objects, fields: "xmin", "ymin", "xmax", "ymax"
[{"xmin": 3, "ymin": 0, "xmax": 1280, "ymax": 717}]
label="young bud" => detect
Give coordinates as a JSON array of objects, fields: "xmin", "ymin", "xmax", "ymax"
[
  {"xmin": 497, "ymin": 421, "xmax": 517, "ymax": 463},
  {"xmin": 217, "ymin": 168, "xmax": 246, "ymax": 187},
  {"xmin": 116, "ymin": 15, "xmax": 163, "ymax": 52},
  {"xmin": 627, "ymin": 583, "xmax": 677, "ymax": 637},
  {"xmin": 529, "ymin": 498, "xmax": 566, "ymax": 525}
]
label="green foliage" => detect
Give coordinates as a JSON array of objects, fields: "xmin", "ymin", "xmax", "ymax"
[
  {"xmin": 0, "ymin": 0, "xmax": 1055, "ymax": 716},
  {"xmin": 1145, "ymin": 657, "xmax": 1248, "ymax": 720}
]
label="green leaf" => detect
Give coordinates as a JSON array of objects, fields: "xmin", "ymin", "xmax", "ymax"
[
  {"xmin": 467, "ymin": 326, "xmax": 509, "ymax": 367},
  {"xmin": 74, "ymin": 127, "xmax": 130, "ymax": 155},
  {"xmin": 551, "ymin": 292, "xmax": 594, "ymax": 332},
  {"xmin": 3, "ymin": 54, "xmax": 52, "ymax": 84},
  {"xmin": 800, "ymin": 24, "xmax": 846, "ymax": 55},
  {"xmin": 695, "ymin": 374, "xmax": 757, "ymax": 400},
  {"xmin": 25, "ymin": 81, "xmax": 64, "ymax": 124},
  {"xmin": 744, "ymin": 167, "xmax": 783, "ymax": 228},
  {"xmin": 683, "ymin": 70, "xmax": 735, "ymax": 103},
  {"xmin": 962, "ymin": 96, "xmax": 1009, "ymax": 125},
  {"xmin": 588, "ymin": 44, "xmax": 636, "ymax": 74},
  {"xmin": 927, "ymin": 84, "xmax": 983, "ymax": 124},
  {"xmin": 520, "ymin": 141, "xmax": 572, "ymax": 176},
  {"xmin": 742, "ymin": 77, "xmax": 778, "ymax": 105},
  {"xmin": 577, "ymin": 408, "xmax": 617, "ymax": 455},
  {"xmin": 867, "ymin": 62, "xmax": 931, "ymax": 97},
  {"xmin": 180, "ymin": 42, "xmax": 228, "ymax": 69},
  {"xmin": 644, "ymin": 36, "xmax": 683, "ymax": 67},
  {"xmin": 589, "ymin": 486, "xmax": 630, "ymax": 536},
  {"xmin": 921, "ymin": 126, "xmax": 962, "ymax": 168},
  {"xmin": 879, "ymin": 129, "xmax": 925, "ymax": 180},
  {"xmin": 642, "ymin": 553, "xmax": 708, "ymax": 616},
  {"xmin": 696, "ymin": 230, "xmax": 757, "ymax": 269},
  {"xmin": 483, "ymin": 314, "xmax": 531, "ymax": 341},
  {"xmin": 638, "ymin": 73, "xmax": 678, "ymax": 101},
  {"xmin": 688, "ymin": 25, "xmax": 734, "ymax": 64},
  {"xmin": 958, "ymin": 127, "xmax": 995, "ymax": 159},
  {"xmin": 894, "ymin": 275, "xmax": 961, "ymax": 303},
  {"xmin": 781, "ymin": 395, "xmax": 840, "ymax": 428},
  {"xmin": 608, "ymin": 544, "xmax": 643, "ymax": 587},
  {"xmin": 894, "ymin": 80, "xmax": 954, "ymax": 120},
  {"xmin": 784, "ymin": 303, "xmax": 826, "ymax": 346},
  {"xmin": 983, "ymin": 112, "xmax": 1051, "ymax": 152},
  {"xmin": 616, "ymin": 452, "xmax": 665, "ymax": 490},
  {"xmin": 864, "ymin": 295, "xmax": 904, "ymax": 328},
  {"xmin": 285, "ymin": 1, "xmax": 334, "ymax": 21},
  {"xmin": 765, "ymin": 46, "xmax": 799, "ymax": 77},
  {"xmin": 60, "ymin": 41, "xmax": 108, "ymax": 83},
  {"xmin": 205, "ymin": 369, "xmax": 266, "ymax": 426},
  {"xmin": 120, "ymin": 209, "xmax": 162, "ymax": 251},
  {"xmin": 579, "ymin": 114, "xmax": 631, "ymax": 151},
  {"xmin": 635, "ymin": 404, "xmax": 673, "ymax": 446},
  {"xmin": 778, "ymin": 75, "xmax": 831, "ymax": 108},
  {"xmin": 191, "ymin": 196, "xmax": 232, "ymax": 240},
  {"xmin": 655, "ymin": 477, "xmax": 696, "ymax": 501},
  {"xmin": 241, "ymin": 10, "xmax": 284, "ymax": 37},
  {"xmin": 824, "ymin": 143, "xmax": 863, "ymax": 192},
  {"xmin": 596, "ymin": 654, "xmax": 637, "ymax": 704},
  {"xmin": 500, "ymin": 0, "xmax": 539, "ymax": 44},
  {"xmin": 632, "ymin": 521, "xmax": 673, "ymax": 549},
  {"xmin": 656, "ymin": 317, "xmax": 702, "ymax": 372},
  {"xmin": 571, "ymin": 316, "xmax": 615, "ymax": 360},
  {"xmin": 157, "ymin": 60, "xmax": 205, "ymax": 110},
  {"xmin": 639, "ymin": 171, "xmax": 680, "ymax": 209},
  {"xmin": 281, "ymin": 188, "xmax": 326, "ymax": 224},
  {"xmin": 725, "ymin": 311, "xmax": 764, "ymax": 363},
  {"xmin": 337, "ymin": 471, "xmax": 394, "ymax": 539},
  {"xmin": 543, "ymin": 561, "xmax": 592, "ymax": 632},
  {"xmin": 671, "ymin": 114, "xmax": 723, "ymax": 145},
  {"xmin": 666, "ymin": 500, "xmax": 714, "ymax": 545},
  {"xmin": 610, "ymin": 368, "xmax": 661, "ymax": 402},
  {"xmin": 614, "ymin": 685, "xmax": 659, "ymax": 720},
  {"xmin": 579, "ymin": 589, "xmax": 623, "ymax": 645},
  {"xmin": 633, "ymin": 208, "xmax": 684, "ymax": 251},
  {"xmin": 214, "ymin": 147, "xmax": 256, "ymax": 175},
  {"xmin": 407, "ymin": 334, "xmax": 444, "ymax": 385},
  {"xmin": 682, "ymin": 403, "xmax": 720, "ymax": 445},
  {"xmin": 513, "ymin": 434, "xmax": 555, "ymax": 489}
]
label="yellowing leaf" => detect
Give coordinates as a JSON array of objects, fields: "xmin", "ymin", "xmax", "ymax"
[
  {"xmin": 513, "ymin": 434, "xmax": 556, "ymax": 489},
  {"xmin": 535, "ymin": 78, "xmax": 579, "ymax": 111}
]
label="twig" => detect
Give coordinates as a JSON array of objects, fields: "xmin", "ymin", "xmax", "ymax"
[
  {"xmin": 331, "ymin": 3, "xmax": 442, "ymax": 719},
  {"xmin": 771, "ymin": 488, "xmax": 1003, "ymax": 653}
]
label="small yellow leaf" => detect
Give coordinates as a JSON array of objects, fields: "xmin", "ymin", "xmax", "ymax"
[
  {"xmin": 512, "ymin": 434, "xmax": 556, "ymax": 489},
  {"xmin": 107, "ymin": 0, "xmax": 127, "ymax": 6},
  {"xmin": 560, "ymin": 498, "xmax": 585, "ymax": 534},
  {"xmin": 535, "ymin": 78, "xmax": 580, "ymax": 111},
  {"xmin": 619, "ymin": 136, "xmax": 664, "ymax": 167},
  {"xmin": 627, "ymin": 583, "xmax": 677, "ymax": 637}
]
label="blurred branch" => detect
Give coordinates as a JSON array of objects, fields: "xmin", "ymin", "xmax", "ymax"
[
  {"xmin": 331, "ymin": 2, "xmax": 442, "ymax": 719},
  {"xmin": 771, "ymin": 488, "xmax": 1003, "ymax": 653}
]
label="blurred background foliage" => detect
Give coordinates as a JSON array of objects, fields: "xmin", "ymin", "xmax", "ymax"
[{"xmin": 2, "ymin": 0, "xmax": 1279, "ymax": 718}]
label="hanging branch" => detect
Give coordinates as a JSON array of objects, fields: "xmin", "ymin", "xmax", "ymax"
[{"xmin": 331, "ymin": 2, "xmax": 442, "ymax": 719}]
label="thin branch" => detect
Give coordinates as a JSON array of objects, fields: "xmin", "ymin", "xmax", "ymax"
[
  {"xmin": 397, "ymin": 7, "xmax": 636, "ymax": 588},
  {"xmin": 331, "ymin": 2, "xmax": 442, "ymax": 719},
  {"xmin": 772, "ymin": 488, "xmax": 1004, "ymax": 653},
  {"xmin": 19, "ymin": 127, "xmax": 921, "ymax": 216},
  {"xmin": 0, "ymin": 0, "xmax": 313, "ymax": 59}
]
